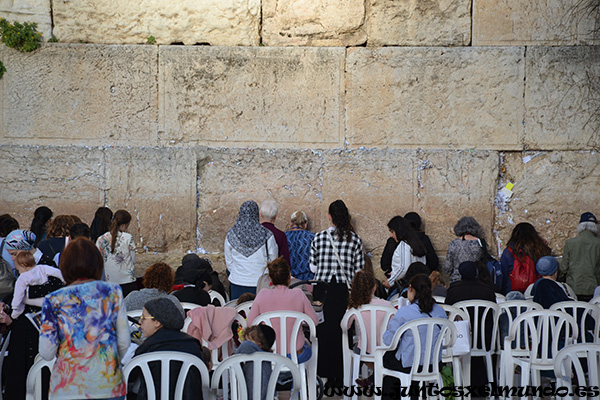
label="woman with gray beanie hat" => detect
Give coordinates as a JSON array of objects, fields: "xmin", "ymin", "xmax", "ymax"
[{"xmin": 129, "ymin": 297, "xmax": 207, "ymax": 399}]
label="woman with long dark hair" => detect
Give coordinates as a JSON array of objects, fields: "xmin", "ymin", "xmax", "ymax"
[
  {"xmin": 96, "ymin": 210, "xmax": 137, "ymax": 296},
  {"xmin": 500, "ymin": 222, "xmax": 551, "ymax": 292},
  {"xmin": 384, "ymin": 216, "xmax": 426, "ymax": 292},
  {"xmin": 30, "ymin": 206, "xmax": 52, "ymax": 246},
  {"xmin": 381, "ymin": 274, "xmax": 447, "ymax": 399},
  {"xmin": 309, "ymin": 199, "xmax": 365, "ymax": 388},
  {"xmin": 90, "ymin": 206, "xmax": 113, "ymax": 243}
]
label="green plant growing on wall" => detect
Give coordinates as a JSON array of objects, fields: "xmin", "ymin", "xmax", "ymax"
[
  {"xmin": 48, "ymin": 35, "xmax": 59, "ymax": 43},
  {"xmin": 0, "ymin": 61, "xmax": 6, "ymax": 79},
  {"xmin": 147, "ymin": 35, "xmax": 156, "ymax": 45},
  {"xmin": 0, "ymin": 18, "xmax": 42, "ymax": 52}
]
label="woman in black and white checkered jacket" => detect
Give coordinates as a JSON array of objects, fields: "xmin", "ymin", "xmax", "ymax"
[{"xmin": 309, "ymin": 199, "xmax": 365, "ymax": 388}]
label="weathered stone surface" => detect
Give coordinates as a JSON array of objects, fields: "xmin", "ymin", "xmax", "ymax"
[
  {"xmin": 321, "ymin": 150, "xmax": 416, "ymax": 254},
  {"xmin": 473, "ymin": 0, "xmax": 600, "ymax": 45},
  {"xmin": 105, "ymin": 147, "xmax": 197, "ymax": 253},
  {"xmin": 345, "ymin": 47, "xmax": 525, "ymax": 150},
  {"xmin": 525, "ymin": 47, "xmax": 600, "ymax": 151},
  {"xmin": 0, "ymin": 145, "xmax": 106, "ymax": 226},
  {"xmin": 413, "ymin": 150, "xmax": 499, "ymax": 256},
  {"xmin": 52, "ymin": 0, "xmax": 260, "ymax": 46},
  {"xmin": 367, "ymin": 0, "xmax": 471, "ymax": 46},
  {"xmin": 196, "ymin": 148, "xmax": 324, "ymax": 253},
  {"xmin": 262, "ymin": 0, "xmax": 367, "ymax": 46},
  {"xmin": 159, "ymin": 46, "xmax": 344, "ymax": 147},
  {"xmin": 0, "ymin": 0, "xmax": 51, "ymax": 40},
  {"xmin": 494, "ymin": 151, "xmax": 600, "ymax": 255},
  {"xmin": 0, "ymin": 44, "xmax": 158, "ymax": 146}
]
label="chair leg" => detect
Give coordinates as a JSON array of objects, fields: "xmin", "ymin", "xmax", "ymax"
[{"xmin": 351, "ymin": 355, "xmax": 361, "ymax": 400}]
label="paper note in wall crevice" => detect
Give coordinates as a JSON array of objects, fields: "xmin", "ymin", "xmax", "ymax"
[{"xmin": 500, "ymin": 183, "xmax": 514, "ymax": 199}]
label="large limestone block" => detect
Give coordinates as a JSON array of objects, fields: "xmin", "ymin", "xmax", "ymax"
[
  {"xmin": 262, "ymin": 0, "xmax": 367, "ymax": 46},
  {"xmin": 494, "ymin": 151, "xmax": 600, "ymax": 255},
  {"xmin": 0, "ymin": 0, "xmax": 51, "ymax": 40},
  {"xmin": 196, "ymin": 148, "xmax": 324, "ymax": 253},
  {"xmin": 412, "ymin": 150, "xmax": 499, "ymax": 255},
  {"xmin": 0, "ymin": 44, "xmax": 158, "ymax": 146},
  {"xmin": 345, "ymin": 47, "xmax": 524, "ymax": 150},
  {"xmin": 320, "ymin": 150, "xmax": 416, "ymax": 254},
  {"xmin": 160, "ymin": 47, "xmax": 344, "ymax": 147},
  {"xmin": 474, "ymin": 0, "xmax": 600, "ymax": 45},
  {"xmin": 367, "ymin": 0, "xmax": 471, "ymax": 46},
  {"xmin": 525, "ymin": 47, "xmax": 600, "ymax": 151},
  {"xmin": 52, "ymin": 0, "xmax": 259, "ymax": 46},
  {"xmin": 105, "ymin": 147, "xmax": 197, "ymax": 253},
  {"xmin": 0, "ymin": 145, "xmax": 106, "ymax": 226}
]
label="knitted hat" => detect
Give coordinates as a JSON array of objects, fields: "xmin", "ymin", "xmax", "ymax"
[
  {"xmin": 458, "ymin": 261, "xmax": 478, "ymax": 280},
  {"xmin": 580, "ymin": 212, "xmax": 598, "ymax": 223},
  {"xmin": 506, "ymin": 291, "xmax": 526, "ymax": 301},
  {"xmin": 258, "ymin": 325, "xmax": 276, "ymax": 349},
  {"xmin": 144, "ymin": 298, "xmax": 184, "ymax": 330},
  {"xmin": 536, "ymin": 256, "xmax": 558, "ymax": 276}
]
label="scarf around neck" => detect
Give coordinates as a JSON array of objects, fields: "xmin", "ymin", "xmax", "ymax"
[{"xmin": 226, "ymin": 201, "xmax": 272, "ymax": 257}]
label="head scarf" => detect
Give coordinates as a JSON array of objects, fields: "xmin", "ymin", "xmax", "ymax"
[
  {"xmin": 174, "ymin": 253, "xmax": 213, "ymax": 285},
  {"xmin": 226, "ymin": 201, "xmax": 272, "ymax": 257},
  {"xmin": 4, "ymin": 229, "xmax": 36, "ymax": 250}
]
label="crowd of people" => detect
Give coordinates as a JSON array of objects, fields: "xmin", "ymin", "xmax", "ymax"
[{"xmin": 0, "ymin": 202, "xmax": 598, "ymax": 399}]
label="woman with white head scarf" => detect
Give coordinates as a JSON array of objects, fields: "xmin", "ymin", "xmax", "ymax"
[{"xmin": 225, "ymin": 200, "xmax": 278, "ymax": 300}]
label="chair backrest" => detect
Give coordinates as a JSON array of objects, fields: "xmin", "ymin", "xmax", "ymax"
[
  {"xmin": 383, "ymin": 317, "xmax": 456, "ymax": 380},
  {"xmin": 122, "ymin": 351, "xmax": 210, "ymax": 400},
  {"xmin": 550, "ymin": 301, "xmax": 600, "ymax": 344},
  {"xmin": 252, "ymin": 310, "xmax": 317, "ymax": 363},
  {"xmin": 590, "ymin": 296, "xmax": 600, "ymax": 306},
  {"xmin": 524, "ymin": 283, "xmax": 535, "ymax": 299},
  {"xmin": 499, "ymin": 300, "xmax": 542, "ymax": 349},
  {"xmin": 208, "ymin": 290, "xmax": 226, "ymax": 306},
  {"xmin": 341, "ymin": 305, "xmax": 397, "ymax": 356},
  {"xmin": 433, "ymin": 295, "xmax": 446, "ymax": 304},
  {"xmin": 25, "ymin": 357, "xmax": 56, "ymax": 400},
  {"xmin": 495, "ymin": 293, "xmax": 506, "ymax": 303},
  {"xmin": 439, "ymin": 304, "xmax": 469, "ymax": 322},
  {"xmin": 554, "ymin": 343, "xmax": 600, "ymax": 395},
  {"xmin": 509, "ymin": 310, "xmax": 578, "ymax": 366},
  {"xmin": 180, "ymin": 302, "xmax": 203, "ymax": 312},
  {"xmin": 454, "ymin": 300, "xmax": 500, "ymax": 352},
  {"xmin": 234, "ymin": 301, "xmax": 254, "ymax": 319},
  {"xmin": 127, "ymin": 309, "xmax": 143, "ymax": 319},
  {"xmin": 211, "ymin": 352, "xmax": 305, "ymax": 400}
]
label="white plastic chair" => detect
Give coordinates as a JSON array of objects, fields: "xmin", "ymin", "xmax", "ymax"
[
  {"xmin": 439, "ymin": 304, "xmax": 471, "ymax": 388},
  {"xmin": 554, "ymin": 343, "xmax": 600, "ymax": 400},
  {"xmin": 495, "ymin": 293, "xmax": 506, "ymax": 303},
  {"xmin": 433, "ymin": 295, "xmax": 446, "ymax": 304},
  {"xmin": 253, "ymin": 310, "xmax": 318, "ymax": 400},
  {"xmin": 25, "ymin": 356, "xmax": 55, "ymax": 400},
  {"xmin": 454, "ymin": 300, "xmax": 500, "ymax": 384},
  {"xmin": 208, "ymin": 290, "xmax": 226, "ymax": 306},
  {"xmin": 340, "ymin": 305, "xmax": 396, "ymax": 400},
  {"xmin": 551, "ymin": 301, "xmax": 600, "ymax": 344},
  {"xmin": 234, "ymin": 301, "xmax": 253, "ymax": 318},
  {"xmin": 373, "ymin": 318, "xmax": 456, "ymax": 400},
  {"xmin": 122, "ymin": 351, "xmax": 210, "ymax": 400},
  {"xmin": 590, "ymin": 296, "xmax": 600, "ymax": 306},
  {"xmin": 524, "ymin": 283, "xmax": 535, "ymax": 300},
  {"xmin": 211, "ymin": 352, "xmax": 306, "ymax": 400},
  {"xmin": 501, "ymin": 309, "xmax": 578, "ymax": 389}
]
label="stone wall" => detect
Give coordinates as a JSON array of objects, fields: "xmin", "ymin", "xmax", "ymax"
[{"xmin": 0, "ymin": 0, "xmax": 598, "ymax": 276}]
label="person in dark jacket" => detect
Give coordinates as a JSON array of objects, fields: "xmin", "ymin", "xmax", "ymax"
[
  {"xmin": 174, "ymin": 253, "xmax": 227, "ymax": 301},
  {"xmin": 129, "ymin": 298, "xmax": 208, "ymax": 400},
  {"xmin": 172, "ymin": 269, "xmax": 212, "ymax": 306},
  {"xmin": 445, "ymin": 261, "xmax": 496, "ymax": 388}
]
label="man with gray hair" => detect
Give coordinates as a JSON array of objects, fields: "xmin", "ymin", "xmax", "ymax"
[
  {"xmin": 558, "ymin": 212, "xmax": 600, "ymax": 301},
  {"xmin": 260, "ymin": 200, "xmax": 290, "ymax": 265}
]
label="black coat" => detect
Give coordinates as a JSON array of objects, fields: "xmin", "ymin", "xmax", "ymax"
[{"xmin": 128, "ymin": 328, "xmax": 207, "ymax": 400}]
